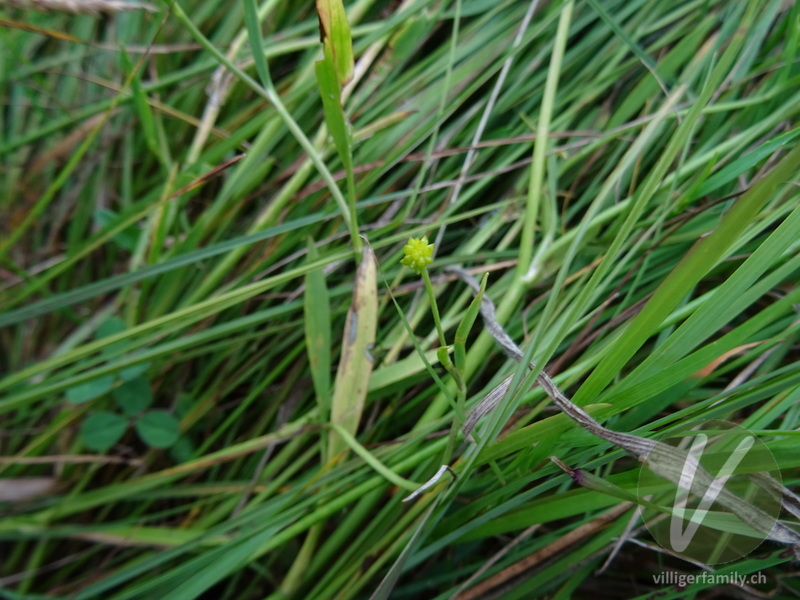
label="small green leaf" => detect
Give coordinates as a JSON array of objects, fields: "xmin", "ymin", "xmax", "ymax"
[
  {"xmin": 135, "ymin": 411, "xmax": 180, "ymax": 449},
  {"xmin": 80, "ymin": 411, "xmax": 128, "ymax": 451},
  {"xmin": 112, "ymin": 377, "xmax": 153, "ymax": 416},
  {"xmin": 65, "ymin": 376, "xmax": 114, "ymax": 404}
]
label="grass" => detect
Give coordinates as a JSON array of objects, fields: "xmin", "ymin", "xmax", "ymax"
[{"xmin": 1, "ymin": 0, "xmax": 800, "ymax": 598}]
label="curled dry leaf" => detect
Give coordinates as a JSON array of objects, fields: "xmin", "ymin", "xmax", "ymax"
[{"xmin": 328, "ymin": 246, "xmax": 378, "ymax": 459}]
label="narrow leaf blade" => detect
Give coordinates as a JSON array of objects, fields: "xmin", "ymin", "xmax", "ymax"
[{"xmin": 304, "ymin": 239, "xmax": 332, "ymax": 416}]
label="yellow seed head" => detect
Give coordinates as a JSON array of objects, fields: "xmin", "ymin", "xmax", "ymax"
[{"xmin": 400, "ymin": 237, "xmax": 434, "ymax": 274}]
